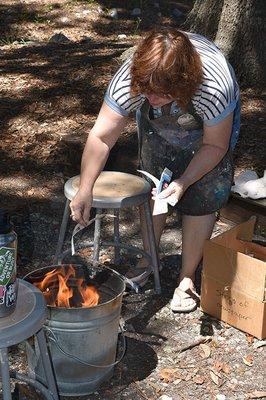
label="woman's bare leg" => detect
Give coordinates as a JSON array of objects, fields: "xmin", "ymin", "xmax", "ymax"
[{"xmin": 174, "ymin": 213, "xmax": 216, "ymax": 308}]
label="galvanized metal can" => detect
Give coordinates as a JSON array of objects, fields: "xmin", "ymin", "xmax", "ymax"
[
  {"xmin": 0, "ymin": 210, "xmax": 18, "ymax": 317},
  {"xmin": 25, "ymin": 264, "xmax": 126, "ymax": 396}
]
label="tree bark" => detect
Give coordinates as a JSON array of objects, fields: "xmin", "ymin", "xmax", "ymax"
[
  {"xmin": 183, "ymin": 0, "xmax": 265, "ymax": 87},
  {"xmin": 215, "ymin": 0, "xmax": 265, "ymax": 87},
  {"xmin": 182, "ymin": 0, "xmax": 223, "ymax": 40}
]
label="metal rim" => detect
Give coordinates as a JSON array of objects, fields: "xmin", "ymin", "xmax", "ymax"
[{"xmin": 23, "ymin": 264, "xmax": 126, "ymax": 310}]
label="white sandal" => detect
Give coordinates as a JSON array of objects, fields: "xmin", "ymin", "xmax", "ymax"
[{"xmin": 170, "ymin": 287, "xmax": 200, "ymax": 313}]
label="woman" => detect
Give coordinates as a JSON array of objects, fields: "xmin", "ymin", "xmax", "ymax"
[{"xmin": 70, "ymin": 28, "xmax": 240, "ymax": 313}]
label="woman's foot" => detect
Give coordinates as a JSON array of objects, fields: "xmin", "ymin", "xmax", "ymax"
[{"xmin": 170, "ymin": 277, "xmax": 200, "ymax": 313}]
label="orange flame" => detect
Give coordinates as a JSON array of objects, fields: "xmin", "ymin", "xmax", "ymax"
[
  {"xmin": 81, "ymin": 285, "xmax": 100, "ymax": 307},
  {"xmin": 57, "ymin": 274, "xmax": 73, "ymax": 308},
  {"xmin": 34, "ymin": 265, "xmax": 100, "ymax": 308}
]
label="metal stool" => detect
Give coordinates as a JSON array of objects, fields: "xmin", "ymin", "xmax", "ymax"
[
  {"xmin": 54, "ymin": 171, "xmax": 161, "ymax": 293},
  {"xmin": 0, "ymin": 279, "xmax": 59, "ymax": 400}
]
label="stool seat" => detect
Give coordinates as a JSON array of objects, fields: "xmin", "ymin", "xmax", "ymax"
[
  {"xmin": 64, "ymin": 171, "xmax": 151, "ymax": 208},
  {"xmin": 0, "ymin": 280, "xmax": 47, "ymax": 348}
]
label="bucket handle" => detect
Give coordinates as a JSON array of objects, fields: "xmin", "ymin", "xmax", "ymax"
[{"xmin": 44, "ymin": 324, "xmax": 126, "ymax": 369}]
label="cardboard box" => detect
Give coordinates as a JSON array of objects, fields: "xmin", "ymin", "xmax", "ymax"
[{"xmin": 201, "ymin": 217, "xmax": 266, "ymax": 339}]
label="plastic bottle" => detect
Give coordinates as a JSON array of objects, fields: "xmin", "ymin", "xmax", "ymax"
[{"xmin": 0, "ymin": 209, "xmax": 18, "ymax": 317}]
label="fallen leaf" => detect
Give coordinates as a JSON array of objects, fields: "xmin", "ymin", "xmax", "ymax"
[
  {"xmin": 221, "ymin": 363, "xmax": 230, "ymax": 374},
  {"xmin": 159, "ymin": 368, "xmax": 182, "ymax": 383},
  {"xmin": 193, "ymin": 375, "xmax": 205, "ymax": 385},
  {"xmin": 213, "ymin": 361, "xmax": 223, "ymax": 372},
  {"xmin": 242, "ymin": 354, "xmax": 254, "ymax": 367},
  {"xmin": 248, "ymin": 391, "xmax": 266, "ymax": 399},
  {"xmin": 246, "ymin": 334, "xmax": 254, "ymax": 345},
  {"xmin": 199, "ymin": 343, "xmax": 211, "ymax": 358},
  {"xmin": 210, "ymin": 370, "xmax": 220, "ymax": 386},
  {"xmin": 159, "ymin": 368, "xmax": 173, "ymax": 383},
  {"xmin": 213, "ymin": 361, "xmax": 230, "ymax": 374}
]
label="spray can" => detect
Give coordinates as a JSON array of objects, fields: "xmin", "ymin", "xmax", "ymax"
[{"xmin": 0, "ymin": 209, "xmax": 18, "ymax": 317}]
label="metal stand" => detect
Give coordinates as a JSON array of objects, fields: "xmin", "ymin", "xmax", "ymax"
[
  {"xmin": 54, "ymin": 172, "xmax": 161, "ymax": 293},
  {"xmin": 0, "ymin": 280, "xmax": 59, "ymax": 400},
  {"xmin": 0, "ymin": 348, "xmax": 12, "ymax": 400}
]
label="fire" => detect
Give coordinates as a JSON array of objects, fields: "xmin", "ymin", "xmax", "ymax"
[
  {"xmin": 57, "ymin": 274, "xmax": 73, "ymax": 308},
  {"xmin": 34, "ymin": 265, "xmax": 100, "ymax": 308},
  {"xmin": 81, "ymin": 285, "xmax": 99, "ymax": 307}
]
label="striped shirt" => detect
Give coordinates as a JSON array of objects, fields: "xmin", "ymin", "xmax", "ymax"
[{"xmin": 104, "ymin": 32, "xmax": 239, "ymax": 126}]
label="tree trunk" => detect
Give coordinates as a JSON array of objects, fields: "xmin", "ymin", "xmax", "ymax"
[
  {"xmin": 182, "ymin": 0, "xmax": 223, "ymax": 40},
  {"xmin": 183, "ymin": 0, "xmax": 265, "ymax": 87},
  {"xmin": 215, "ymin": 0, "xmax": 265, "ymax": 87}
]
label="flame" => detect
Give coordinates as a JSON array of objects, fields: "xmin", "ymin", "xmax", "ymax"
[
  {"xmin": 34, "ymin": 265, "xmax": 100, "ymax": 308},
  {"xmin": 38, "ymin": 268, "xmax": 58, "ymax": 291},
  {"xmin": 57, "ymin": 274, "xmax": 73, "ymax": 308},
  {"xmin": 81, "ymin": 285, "xmax": 100, "ymax": 307}
]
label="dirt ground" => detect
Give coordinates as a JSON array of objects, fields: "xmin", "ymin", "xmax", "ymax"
[{"xmin": 0, "ymin": 1, "xmax": 265, "ymax": 399}]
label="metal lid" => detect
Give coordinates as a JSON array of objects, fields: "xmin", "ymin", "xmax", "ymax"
[{"xmin": 0, "ymin": 280, "xmax": 47, "ymax": 347}]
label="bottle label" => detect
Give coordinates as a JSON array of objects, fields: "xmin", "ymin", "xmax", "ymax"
[
  {"xmin": 0, "ymin": 282, "xmax": 17, "ymax": 307},
  {"xmin": 0, "ymin": 247, "xmax": 16, "ymax": 285}
]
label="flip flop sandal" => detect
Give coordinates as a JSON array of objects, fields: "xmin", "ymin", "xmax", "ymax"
[{"xmin": 170, "ymin": 287, "xmax": 200, "ymax": 313}]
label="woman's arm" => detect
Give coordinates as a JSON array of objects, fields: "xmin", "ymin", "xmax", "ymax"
[
  {"xmin": 70, "ymin": 102, "xmax": 128, "ymax": 225},
  {"xmin": 158, "ymin": 112, "xmax": 234, "ymax": 202}
]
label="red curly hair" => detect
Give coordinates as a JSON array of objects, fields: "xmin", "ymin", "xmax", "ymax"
[{"xmin": 131, "ymin": 28, "xmax": 203, "ymax": 110}]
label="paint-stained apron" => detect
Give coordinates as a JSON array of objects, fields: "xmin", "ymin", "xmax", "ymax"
[{"xmin": 137, "ymin": 100, "xmax": 234, "ymax": 215}]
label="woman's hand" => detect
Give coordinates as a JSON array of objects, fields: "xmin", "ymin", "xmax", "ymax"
[
  {"xmin": 152, "ymin": 179, "xmax": 188, "ymax": 205},
  {"xmin": 70, "ymin": 191, "xmax": 93, "ymax": 226}
]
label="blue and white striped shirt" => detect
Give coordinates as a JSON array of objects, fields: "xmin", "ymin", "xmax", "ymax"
[{"xmin": 104, "ymin": 32, "xmax": 239, "ymax": 126}]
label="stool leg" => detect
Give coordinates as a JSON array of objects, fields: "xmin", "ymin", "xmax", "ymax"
[
  {"xmin": 93, "ymin": 208, "xmax": 102, "ymax": 266},
  {"xmin": 36, "ymin": 329, "xmax": 59, "ymax": 400},
  {"xmin": 54, "ymin": 199, "xmax": 70, "ymax": 264},
  {"xmin": 0, "ymin": 348, "xmax": 12, "ymax": 400},
  {"xmin": 114, "ymin": 209, "xmax": 120, "ymax": 264},
  {"xmin": 143, "ymin": 201, "xmax": 161, "ymax": 294}
]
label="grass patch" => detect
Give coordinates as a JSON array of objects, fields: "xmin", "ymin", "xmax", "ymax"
[
  {"xmin": 18, "ymin": 10, "xmax": 48, "ymax": 24},
  {"xmin": 0, "ymin": 36, "xmax": 31, "ymax": 45}
]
